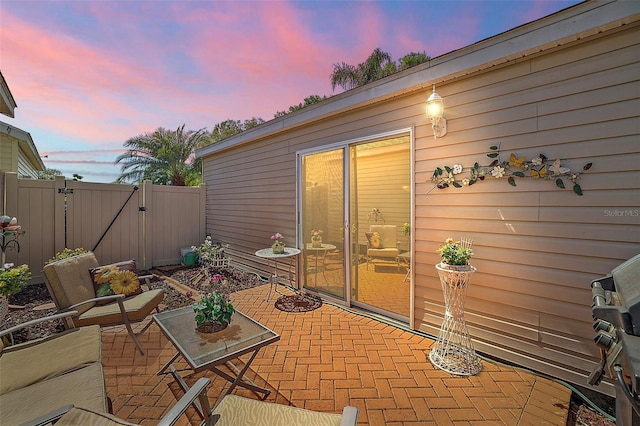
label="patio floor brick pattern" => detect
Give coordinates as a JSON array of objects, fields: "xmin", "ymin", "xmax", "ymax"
[{"xmin": 101, "ymin": 283, "xmax": 571, "ymax": 425}]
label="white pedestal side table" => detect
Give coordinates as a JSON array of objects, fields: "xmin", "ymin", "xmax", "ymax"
[{"xmin": 429, "ymin": 263, "xmax": 482, "ymax": 376}]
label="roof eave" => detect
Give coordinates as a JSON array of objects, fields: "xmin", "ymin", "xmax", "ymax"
[
  {"xmin": 197, "ymin": 0, "xmax": 640, "ymax": 158},
  {"xmin": 1, "ymin": 121, "xmax": 46, "ymax": 171},
  {"xmin": 0, "ymin": 71, "xmax": 18, "ymax": 118}
]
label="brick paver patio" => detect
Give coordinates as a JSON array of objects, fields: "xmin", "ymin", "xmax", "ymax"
[{"xmin": 101, "ymin": 282, "xmax": 571, "ymax": 425}]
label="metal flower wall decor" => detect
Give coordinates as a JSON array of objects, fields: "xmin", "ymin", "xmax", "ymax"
[{"xmin": 431, "ymin": 145, "xmax": 593, "ymax": 195}]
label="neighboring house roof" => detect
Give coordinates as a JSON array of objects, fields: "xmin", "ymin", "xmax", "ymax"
[
  {"xmin": 0, "ymin": 121, "xmax": 46, "ymax": 171},
  {"xmin": 0, "ymin": 71, "xmax": 17, "ymax": 118},
  {"xmin": 197, "ymin": 0, "xmax": 639, "ymax": 158}
]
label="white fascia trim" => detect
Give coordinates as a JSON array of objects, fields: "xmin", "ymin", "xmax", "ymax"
[{"xmin": 0, "ymin": 121, "xmax": 46, "ymax": 171}]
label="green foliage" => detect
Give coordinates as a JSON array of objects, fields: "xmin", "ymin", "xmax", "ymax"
[
  {"xmin": 37, "ymin": 168, "xmax": 63, "ymax": 180},
  {"xmin": 0, "ymin": 264, "xmax": 31, "ymax": 297},
  {"xmin": 208, "ymin": 118, "xmax": 265, "ymax": 144},
  {"xmin": 192, "ymin": 274, "xmax": 235, "ymax": 326},
  {"xmin": 116, "ymin": 124, "xmax": 207, "ymax": 186},
  {"xmin": 330, "ymin": 47, "xmax": 430, "ymax": 91},
  {"xmin": 398, "ymin": 51, "xmax": 430, "ymax": 70},
  {"xmin": 437, "ymin": 238, "xmax": 473, "ymax": 266},
  {"xmin": 274, "ymin": 95, "xmax": 327, "ymax": 118},
  {"xmin": 47, "ymin": 247, "xmax": 89, "ymax": 264}
]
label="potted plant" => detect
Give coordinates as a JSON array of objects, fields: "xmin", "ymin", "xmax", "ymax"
[
  {"xmin": 402, "ymin": 223, "xmax": 411, "ymax": 236},
  {"xmin": 192, "ymin": 274, "xmax": 235, "ymax": 333},
  {"xmin": 0, "ymin": 263, "xmax": 31, "ymax": 321},
  {"xmin": 192, "ymin": 236, "xmax": 229, "ymax": 269},
  {"xmin": 437, "ymin": 237, "xmax": 474, "ymax": 271},
  {"xmin": 270, "ymin": 233, "xmax": 285, "ymax": 254},
  {"xmin": 311, "ymin": 229, "xmax": 323, "ymax": 248}
]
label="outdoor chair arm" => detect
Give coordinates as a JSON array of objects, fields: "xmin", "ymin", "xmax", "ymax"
[
  {"xmin": 158, "ymin": 377, "xmax": 219, "ymax": 426},
  {"xmin": 62, "ymin": 294, "xmax": 126, "ymax": 313},
  {"xmin": 340, "ymin": 406, "xmax": 359, "ymax": 426},
  {"xmin": 0, "ymin": 311, "xmax": 79, "ymax": 338}
]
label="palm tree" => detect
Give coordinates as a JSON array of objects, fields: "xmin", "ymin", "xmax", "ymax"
[
  {"xmin": 330, "ymin": 48, "xmax": 396, "ymax": 91},
  {"xmin": 115, "ymin": 124, "xmax": 207, "ymax": 186}
]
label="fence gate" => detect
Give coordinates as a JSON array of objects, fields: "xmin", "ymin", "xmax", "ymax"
[{"xmin": 2, "ymin": 172, "xmax": 206, "ymax": 284}]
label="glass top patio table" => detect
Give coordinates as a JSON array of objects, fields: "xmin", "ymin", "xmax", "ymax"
[{"xmin": 153, "ymin": 306, "xmax": 280, "ymax": 371}]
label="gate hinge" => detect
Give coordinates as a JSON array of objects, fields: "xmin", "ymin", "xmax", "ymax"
[
  {"xmin": 139, "ymin": 207, "xmax": 146, "ymax": 212},
  {"xmin": 57, "ymin": 188, "xmax": 74, "ymax": 194}
]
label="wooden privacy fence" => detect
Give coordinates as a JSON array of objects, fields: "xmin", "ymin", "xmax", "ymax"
[{"xmin": 1, "ymin": 172, "xmax": 206, "ymax": 284}]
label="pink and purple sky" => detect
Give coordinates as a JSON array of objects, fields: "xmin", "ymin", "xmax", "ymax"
[{"xmin": 1, "ymin": 0, "xmax": 580, "ymax": 183}]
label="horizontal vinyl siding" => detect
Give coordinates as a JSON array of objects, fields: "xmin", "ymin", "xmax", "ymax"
[
  {"xmin": 202, "ymin": 22, "xmax": 640, "ymax": 393},
  {"xmin": 414, "ymin": 24, "xmax": 640, "ymax": 392}
]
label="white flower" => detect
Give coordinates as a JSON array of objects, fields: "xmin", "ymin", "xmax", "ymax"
[
  {"xmin": 452, "ymin": 164, "xmax": 463, "ymax": 174},
  {"xmin": 531, "ymin": 157, "xmax": 543, "ymax": 166},
  {"xmin": 461, "ymin": 179, "xmax": 470, "ymax": 186},
  {"xmin": 491, "ymin": 166, "xmax": 505, "ymax": 178}
]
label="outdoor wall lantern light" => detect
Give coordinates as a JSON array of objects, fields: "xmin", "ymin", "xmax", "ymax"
[{"xmin": 426, "ymin": 85, "xmax": 447, "ymax": 138}]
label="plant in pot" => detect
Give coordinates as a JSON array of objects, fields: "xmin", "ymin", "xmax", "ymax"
[
  {"xmin": 192, "ymin": 274, "xmax": 235, "ymax": 333},
  {"xmin": 437, "ymin": 237, "xmax": 474, "ymax": 271},
  {"xmin": 0, "ymin": 263, "xmax": 31, "ymax": 321},
  {"xmin": 311, "ymin": 229, "xmax": 323, "ymax": 248},
  {"xmin": 270, "ymin": 233, "xmax": 285, "ymax": 254},
  {"xmin": 192, "ymin": 236, "xmax": 229, "ymax": 269}
]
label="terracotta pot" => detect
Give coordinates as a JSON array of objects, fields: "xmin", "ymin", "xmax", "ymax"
[{"xmin": 196, "ymin": 321, "xmax": 228, "ymax": 333}]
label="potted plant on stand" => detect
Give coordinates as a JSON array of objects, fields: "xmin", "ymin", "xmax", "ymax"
[
  {"xmin": 429, "ymin": 237, "xmax": 482, "ymax": 376},
  {"xmin": 192, "ymin": 274, "xmax": 235, "ymax": 333},
  {"xmin": 0, "ymin": 263, "xmax": 30, "ymax": 323}
]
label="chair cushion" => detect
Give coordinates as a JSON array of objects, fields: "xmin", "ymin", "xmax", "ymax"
[
  {"xmin": 0, "ymin": 325, "xmax": 101, "ymax": 394},
  {"xmin": 75, "ymin": 288, "xmax": 164, "ymax": 327},
  {"xmin": 369, "ymin": 225, "xmax": 397, "ymax": 248},
  {"xmin": 212, "ymin": 394, "xmax": 343, "ymax": 426},
  {"xmin": 56, "ymin": 406, "xmax": 139, "ymax": 426},
  {"xmin": 43, "ymin": 252, "xmax": 100, "ymax": 314},
  {"xmin": 365, "ymin": 232, "xmax": 383, "ymax": 249},
  {"xmin": 367, "ymin": 247, "xmax": 399, "ymax": 258},
  {"xmin": 90, "ymin": 260, "xmax": 142, "ymax": 305},
  {"xmin": 0, "ymin": 362, "xmax": 108, "ymax": 425}
]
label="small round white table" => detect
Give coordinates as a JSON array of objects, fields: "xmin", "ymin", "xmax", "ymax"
[{"xmin": 255, "ymin": 247, "xmax": 301, "ymax": 300}]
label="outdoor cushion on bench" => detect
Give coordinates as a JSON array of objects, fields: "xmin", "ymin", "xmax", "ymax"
[
  {"xmin": 0, "ymin": 324, "xmax": 101, "ymax": 394},
  {"xmin": 0, "ymin": 313, "xmax": 108, "ymax": 426},
  {"xmin": 0, "ymin": 356, "xmax": 107, "ymax": 425}
]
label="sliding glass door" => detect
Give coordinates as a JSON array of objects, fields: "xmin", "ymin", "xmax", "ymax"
[{"xmin": 299, "ymin": 131, "xmax": 411, "ymax": 320}]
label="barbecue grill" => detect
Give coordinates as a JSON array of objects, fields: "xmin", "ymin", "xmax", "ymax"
[{"xmin": 590, "ymin": 253, "xmax": 640, "ymax": 426}]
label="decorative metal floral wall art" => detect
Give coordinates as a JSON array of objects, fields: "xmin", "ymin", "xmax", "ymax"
[{"xmin": 431, "ymin": 145, "xmax": 593, "ymax": 195}]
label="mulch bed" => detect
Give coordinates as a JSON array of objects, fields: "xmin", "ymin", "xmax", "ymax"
[{"xmin": 1, "ymin": 264, "xmax": 615, "ymax": 425}]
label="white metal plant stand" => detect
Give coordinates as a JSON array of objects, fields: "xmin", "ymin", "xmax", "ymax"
[{"xmin": 429, "ymin": 263, "xmax": 482, "ymax": 376}]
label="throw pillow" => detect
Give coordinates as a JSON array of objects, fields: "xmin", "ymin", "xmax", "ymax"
[
  {"xmin": 90, "ymin": 260, "xmax": 142, "ymax": 304},
  {"xmin": 366, "ymin": 232, "xmax": 384, "ymax": 249}
]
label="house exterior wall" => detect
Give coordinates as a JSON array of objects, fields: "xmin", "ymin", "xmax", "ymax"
[{"xmin": 200, "ymin": 3, "xmax": 640, "ymax": 392}]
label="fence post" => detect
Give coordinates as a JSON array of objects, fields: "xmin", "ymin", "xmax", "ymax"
[
  {"xmin": 199, "ymin": 183, "xmax": 206, "ymax": 240},
  {"xmin": 139, "ymin": 180, "xmax": 153, "ymax": 270},
  {"xmin": 53, "ymin": 175, "xmax": 66, "ymax": 254}
]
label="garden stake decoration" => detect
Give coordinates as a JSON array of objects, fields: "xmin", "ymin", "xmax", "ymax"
[{"xmin": 430, "ymin": 145, "xmax": 593, "ymax": 195}]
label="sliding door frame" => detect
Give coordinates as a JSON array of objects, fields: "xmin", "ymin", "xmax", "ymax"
[{"xmin": 296, "ymin": 127, "xmax": 415, "ymax": 325}]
